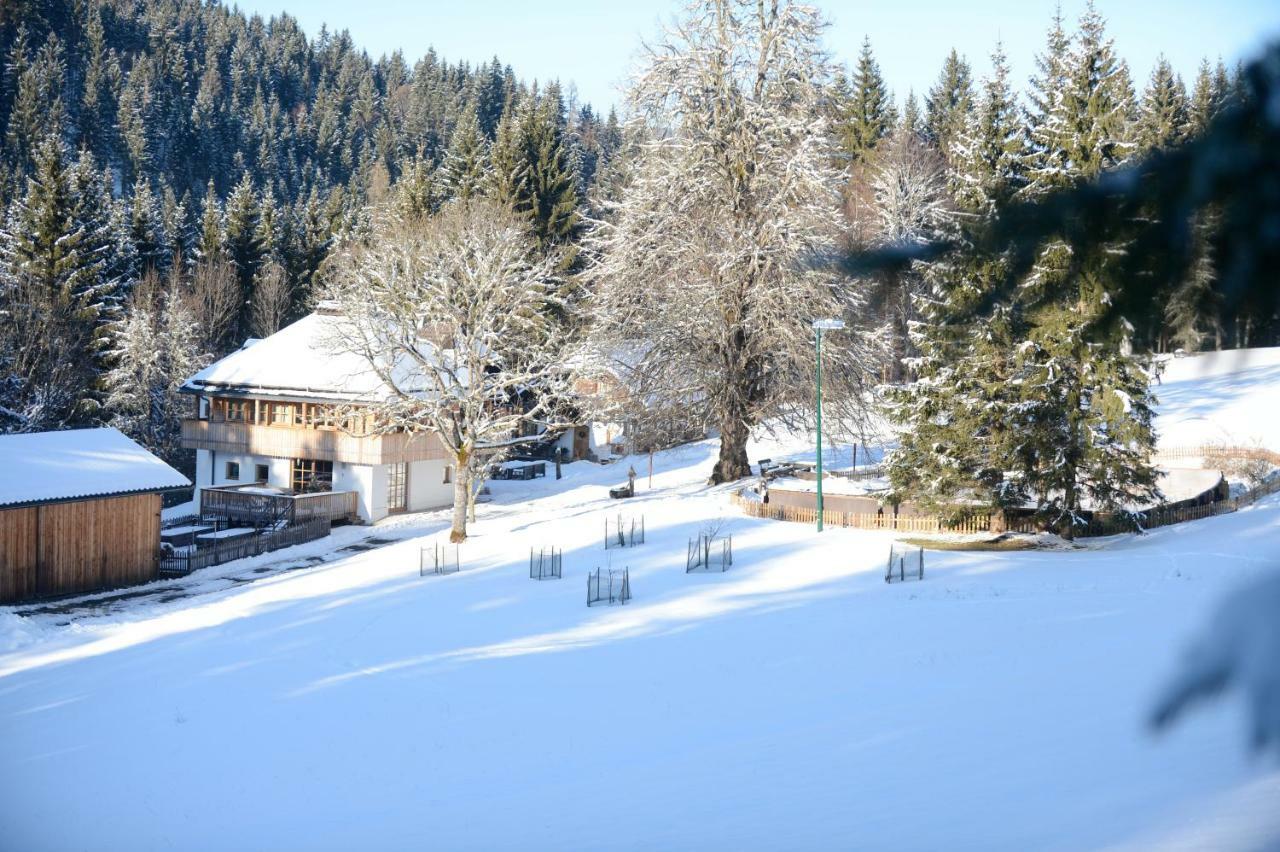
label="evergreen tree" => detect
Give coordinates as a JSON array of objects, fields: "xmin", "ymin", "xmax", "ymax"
[
  {"xmin": 4, "ymin": 29, "xmax": 67, "ymax": 181},
  {"xmin": 439, "ymin": 106, "xmax": 490, "ymax": 201},
  {"xmin": 105, "ymin": 271, "xmax": 205, "ymax": 464},
  {"xmin": 899, "ymin": 90, "xmax": 924, "ymax": 140},
  {"xmin": 1013, "ymin": 4, "xmax": 1157, "ymax": 535},
  {"xmin": 924, "ymin": 48, "xmax": 974, "ymax": 156},
  {"xmin": 130, "ymin": 179, "xmax": 172, "ymax": 277},
  {"xmin": 485, "ymin": 103, "xmax": 532, "ymax": 215},
  {"xmin": 1189, "ymin": 58, "xmax": 1229, "ymax": 136},
  {"xmin": 521, "ymin": 90, "xmax": 580, "ymax": 259},
  {"xmin": 1020, "ymin": 6, "xmax": 1071, "ymax": 191},
  {"xmin": 888, "ymin": 46, "xmax": 1026, "ymax": 518},
  {"xmin": 839, "ymin": 37, "xmax": 894, "ymax": 161},
  {"xmin": 950, "ymin": 43, "xmax": 1022, "ymax": 212},
  {"xmin": 0, "ymin": 136, "xmax": 112, "ymax": 426},
  {"xmin": 222, "ymin": 173, "xmax": 265, "ymax": 341},
  {"xmin": 1137, "ymin": 55, "xmax": 1190, "ymax": 152},
  {"xmin": 197, "ymin": 179, "xmax": 224, "ymax": 263},
  {"xmin": 393, "ymin": 151, "xmax": 439, "ymax": 221},
  {"xmin": 1164, "ymin": 217, "xmax": 1222, "ymax": 352}
]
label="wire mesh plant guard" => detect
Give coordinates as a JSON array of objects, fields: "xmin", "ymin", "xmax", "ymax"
[
  {"xmin": 885, "ymin": 543, "xmax": 924, "ymax": 583},
  {"xmin": 686, "ymin": 533, "xmax": 733, "ymax": 572},
  {"xmin": 529, "ymin": 546, "xmax": 562, "ymax": 580},
  {"xmin": 587, "ymin": 567, "xmax": 631, "ymax": 606},
  {"xmin": 421, "ymin": 542, "xmax": 462, "ymax": 576},
  {"xmin": 604, "ymin": 514, "xmax": 645, "ymax": 549}
]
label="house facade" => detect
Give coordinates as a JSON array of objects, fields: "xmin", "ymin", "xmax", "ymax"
[{"xmin": 181, "ymin": 309, "xmax": 454, "ymax": 523}]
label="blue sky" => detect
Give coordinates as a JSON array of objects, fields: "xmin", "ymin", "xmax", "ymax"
[{"xmin": 233, "ymin": 0, "xmax": 1280, "ymax": 114}]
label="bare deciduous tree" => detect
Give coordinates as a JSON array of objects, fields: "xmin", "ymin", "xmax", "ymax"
[
  {"xmin": 188, "ymin": 258, "xmax": 241, "ymax": 353},
  {"xmin": 588, "ymin": 0, "xmax": 877, "ymax": 483},
  {"xmin": 325, "ymin": 199, "xmax": 569, "ymax": 542},
  {"xmin": 251, "ymin": 260, "xmax": 292, "ymax": 338},
  {"xmin": 866, "ymin": 126, "xmax": 950, "ymax": 379}
]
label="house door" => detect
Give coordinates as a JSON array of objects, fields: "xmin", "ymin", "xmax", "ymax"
[
  {"xmin": 573, "ymin": 426, "xmax": 590, "ymax": 460},
  {"xmin": 387, "ymin": 463, "xmax": 407, "ymax": 513}
]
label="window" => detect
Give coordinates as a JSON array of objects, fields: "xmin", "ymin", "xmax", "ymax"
[
  {"xmin": 291, "ymin": 459, "xmax": 333, "ymax": 493},
  {"xmin": 387, "ymin": 463, "xmax": 407, "ymax": 511},
  {"xmin": 272, "ymin": 403, "xmax": 294, "ymax": 426},
  {"xmin": 226, "ymin": 400, "xmax": 247, "ymax": 422},
  {"xmin": 443, "ymin": 465, "xmax": 452, "ymax": 485},
  {"xmin": 225, "ymin": 461, "xmax": 240, "ymax": 481},
  {"xmin": 255, "ymin": 464, "xmax": 269, "ymax": 483}
]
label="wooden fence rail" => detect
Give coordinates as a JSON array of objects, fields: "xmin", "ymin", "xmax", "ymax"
[
  {"xmin": 733, "ymin": 442, "xmax": 1280, "ymax": 537},
  {"xmin": 159, "ymin": 518, "xmax": 332, "ymax": 576}
]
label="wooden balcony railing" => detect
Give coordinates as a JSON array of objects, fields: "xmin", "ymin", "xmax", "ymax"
[
  {"xmin": 181, "ymin": 419, "xmax": 446, "ymax": 465},
  {"xmin": 199, "ymin": 485, "xmax": 359, "ymax": 525}
]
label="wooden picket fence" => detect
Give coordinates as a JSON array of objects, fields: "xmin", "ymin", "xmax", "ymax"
[
  {"xmin": 730, "ymin": 495, "xmax": 992, "ymax": 534},
  {"xmin": 734, "ymin": 442, "xmax": 1280, "ymax": 538},
  {"xmin": 159, "ymin": 518, "xmax": 332, "ymax": 576}
]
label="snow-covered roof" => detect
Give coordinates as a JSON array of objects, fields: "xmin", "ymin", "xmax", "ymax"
[
  {"xmin": 566, "ymin": 341, "xmax": 651, "ymax": 385},
  {"xmin": 182, "ymin": 312, "xmax": 394, "ymax": 402},
  {"xmin": 768, "ymin": 475, "xmax": 890, "ymax": 497},
  {"xmin": 1156, "ymin": 467, "xmax": 1224, "ymax": 504},
  {"xmin": 0, "ymin": 428, "xmax": 191, "ymax": 509}
]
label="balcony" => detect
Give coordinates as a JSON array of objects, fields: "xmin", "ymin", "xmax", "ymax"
[
  {"xmin": 199, "ymin": 484, "xmax": 359, "ymax": 526},
  {"xmin": 181, "ymin": 419, "xmax": 447, "ymax": 466}
]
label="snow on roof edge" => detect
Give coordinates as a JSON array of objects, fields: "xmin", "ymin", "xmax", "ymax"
[{"xmin": 0, "ymin": 427, "xmax": 191, "ymax": 509}]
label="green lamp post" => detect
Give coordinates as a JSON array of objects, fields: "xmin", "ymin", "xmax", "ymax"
[{"xmin": 812, "ymin": 318, "xmax": 845, "ymax": 532}]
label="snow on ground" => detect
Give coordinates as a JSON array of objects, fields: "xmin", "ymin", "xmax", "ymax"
[
  {"xmin": 2, "ymin": 350, "xmax": 1279, "ymax": 851},
  {"xmin": 1155, "ymin": 346, "xmax": 1280, "ymax": 448}
]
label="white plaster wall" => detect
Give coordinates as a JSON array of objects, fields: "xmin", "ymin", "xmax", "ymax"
[
  {"xmin": 407, "ymin": 459, "xmax": 453, "ymax": 512},
  {"xmin": 195, "ymin": 449, "xmax": 277, "ymax": 512},
  {"xmin": 334, "ymin": 462, "xmax": 376, "ymax": 523},
  {"xmin": 368, "ymin": 463, "xmax": 389, "ymax": 521}
]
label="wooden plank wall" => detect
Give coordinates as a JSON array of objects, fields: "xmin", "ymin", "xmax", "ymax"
[
  {"xmin": 0, "ymin": 493, "xmax": 160, "ymax": 604},
  {"xmin": 0, "ymin": 507, "xmax": 38, "ymax": 602}
]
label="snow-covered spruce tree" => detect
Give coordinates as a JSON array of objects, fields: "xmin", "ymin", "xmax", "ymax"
[
  {"xmin": 0, "ymin": 136, "xmax": 115, "ymax": 429},
  {"xmin": 924, "ymin": 48, "xmax": 974, "ymax": 158},
  {"xmin": 439, "ymin": 106, "xmax": 490, "ymax": 201},
  {"xmin": 837, "ymin": 36, "xmax": 896, "ymax": 163},
  {"xmin": 325, "ymin": 199, "xmax": 569, "ymax": 542},
  {"xmin": 104, "ymin": 269, "xmax": 206, "ymax": 465},
  {"xmin": 589, "ymin": 0, "xmax": 874, "ymax": 483},
  {"xmin": 1136, "ymin": 55, "xmax": 1190, "ymax": 154},
  {"xmin": 223, "ymin": 172, "xmax": 265, "ymax": 341},
  {"xmin": 886, "ymin": 43, "xmax": 1027, "ymax": 519},
  {"xmin": 1011, "ymin": 3, "xmax": 1159, "ymax": 536}
]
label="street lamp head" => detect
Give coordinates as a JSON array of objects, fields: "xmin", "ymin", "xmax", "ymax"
[{"xmin": 812, "ymin": 318, "xmax": 846, "ymax": 331}]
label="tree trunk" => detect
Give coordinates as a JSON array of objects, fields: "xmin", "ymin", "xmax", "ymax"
[
  {"xmin": 467, "ymin": 467, "xmax": 480, "ymax": 523},
  {"xmin": 711, "ymin": 410, "xmax": 752, "ymax": 484},
  {"xmin": 450, "ymin": 454, "xmax": 470, "ymax": 543}
]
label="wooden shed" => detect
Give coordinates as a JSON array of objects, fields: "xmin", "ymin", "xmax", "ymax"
[{"xmin": 0, "ymin": 428, "xmax": 191, "ymax": 604}]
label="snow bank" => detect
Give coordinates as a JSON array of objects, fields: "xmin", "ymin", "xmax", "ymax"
[{"xmin": 0, "ymin": 612, "xmax": 42, "ymax": 653}]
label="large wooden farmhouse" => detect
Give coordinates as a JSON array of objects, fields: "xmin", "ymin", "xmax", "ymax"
[
  {"xmin": 0, "ymin": 428, "xmax": 191, "ymax": 603},
  {"xmin": 180, "ymin": 307, "xmax": 456, "ymax": 524}
]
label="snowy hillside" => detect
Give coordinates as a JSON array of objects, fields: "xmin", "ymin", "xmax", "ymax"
[
  {"xmin": 2, "ymin": 350, "xmax": 1279, "ymax": 850},
  {"xmin": 1155, "ymin": 346, "xmax": 1280, "ymax": 448}
]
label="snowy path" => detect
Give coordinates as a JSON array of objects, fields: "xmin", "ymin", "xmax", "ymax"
[{"xmin": 2, "ymin": 351, "xmax": 1280, "ymax": 850}]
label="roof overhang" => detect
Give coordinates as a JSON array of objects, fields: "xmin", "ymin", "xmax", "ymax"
[{"xmin": 0, "ymin": 483, "xmax": 192, "ymax": 512}]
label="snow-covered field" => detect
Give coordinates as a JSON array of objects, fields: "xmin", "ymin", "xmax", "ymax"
[{"xmin": 2, "ymin": 350, "xmax": 1279, "ymax": 851}]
